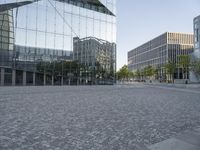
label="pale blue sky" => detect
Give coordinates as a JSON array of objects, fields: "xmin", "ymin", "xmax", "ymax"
[{"xmin": 117, "ymin": 0, "xmax": 200, "ymax": 70}]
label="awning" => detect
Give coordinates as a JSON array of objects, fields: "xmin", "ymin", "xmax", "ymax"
[
  {"xmin": 56, "ymin": 0, "xmax": 115, "ymax": 16},
  {"xmin": 0, "ymin": 0, "xmax": 115, "ymax": 16},
  {"xmin": 0, "ymin": 0, "xmax": 39, "ymax": 12}
]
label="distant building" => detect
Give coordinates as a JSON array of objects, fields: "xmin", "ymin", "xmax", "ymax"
[
  {"xmin": 73, "ymin": 37, "xmax": 116, "ymax": 84},
  {"xmin": 190, "ymin": 15, "xmax": 200, "ymax": 82},
  {"xmin": 128, "ymin": 32, "xmax": 194, "ymax": 80}
]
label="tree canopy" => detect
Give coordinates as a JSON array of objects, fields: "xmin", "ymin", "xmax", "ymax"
[
  {"xmin": 117, "ymin": 65, "xmax": 134, "ymax": 80},
  {"xmin": 164, "ymin": 61, "xmax": 176, "ymax": 82}
]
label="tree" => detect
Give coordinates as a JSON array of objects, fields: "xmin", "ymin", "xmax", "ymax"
[
  {"xmin": 117, "ymin": 65, "xmax": 135, "ymax": 81},
  {"xmin": 140, "ymin": 68, "xmax": 145, "ymax": 81},
  {"xmin": 178, "ymin": 55, "xmax": 190, "ymax": 79},
  {"xmin": 164, "ymin": 61, "xmax": 176, "ymax": 83},
  {"xmin": 143, "ymin": 65, "xmax": 155, "ymax": 79},
  {"xmin": 154, "ymin": 67, "xmax": 160, "ymax": 80},
  {"xmin": 128, "ymin": 71, "xmax": 135, "ymax": 79},
  {"xmin": 117, "ymin": 65, "xmax": 129, "ymax": 80},
  {"xmin": 135, "ymin": 69, "xmax": 141, "ymax": 80}
]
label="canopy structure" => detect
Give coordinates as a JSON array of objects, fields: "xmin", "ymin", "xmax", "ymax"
[
  {"xmin": 56, "ymin": 0, "xmax": 115, "ymax": 16},
  {"xmin": 0, "ymin": 0, "xmax": 115, "ymax": 16},
  {"xmin": 0, "ymin": 0, "xmax": 39, "ymax": 12}
]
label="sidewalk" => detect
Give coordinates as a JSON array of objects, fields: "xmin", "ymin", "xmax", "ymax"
[
  {"xmin": 117, "ymin": 81, "xmax": 200, "ymax": 88},
  {"xmin": 135, "ymin": 126, "xmax": 200, "ymax": 150},
  {"xmin": 144, "ymin": 82, "xmax": 200, "ymax": 89},
  {"xmin": 148, "ymin": 126, "xmax": 200, "ymax": 150}
]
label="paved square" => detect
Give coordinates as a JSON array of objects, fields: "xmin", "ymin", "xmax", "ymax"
[{"xmin": 0, "ymin": 84, "xmax": 200, "ymax": 149}]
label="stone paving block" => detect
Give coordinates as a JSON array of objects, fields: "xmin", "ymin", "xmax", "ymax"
[
  {"xmin": 128, "ymin": 144, "xmax": 150, "ymax": 150},
  {"xmin": 175, "ymin": 130, "xmax": 200, "ymax": 146},
  {"xmin": 1, "ymin": 85, "xmax": 200, "ymax": 149},
  {"xmin": 193, "ymin": 127, "xmax": 200, "ymax": 135},
  {"xmin": 148, "ymin": 138, "xmax": 200, "ymax": 150}
]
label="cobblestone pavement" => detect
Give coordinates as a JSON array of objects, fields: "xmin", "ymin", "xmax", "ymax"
[{"xmin": 0, "ymin": 85, "xmax": 200, "ymax": 150}]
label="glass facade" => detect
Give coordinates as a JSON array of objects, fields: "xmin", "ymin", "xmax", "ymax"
[
  {"xmin": 194, "ymin": 15, "xmax": 200, "ymax": 58},
  {"xmin": 190, "ymin": 15, "xmax": 200, "ymax": 82},
  {"xmin": 0, "ymin": 0, "xmax": 116, "ymax": 85}
]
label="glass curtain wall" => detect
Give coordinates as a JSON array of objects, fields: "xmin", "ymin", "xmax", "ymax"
[
  {"xmin": 194, "ymin": 15, "xmax": 200, "ymax": 58},
  {"xmin": 0, "ymin": 0, "xmax": 116, "ymax": 85}
]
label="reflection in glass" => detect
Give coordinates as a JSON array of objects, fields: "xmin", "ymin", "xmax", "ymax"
[{"xmin": 0, "ymin": 0, "xmax": 116, "ymax": 85}]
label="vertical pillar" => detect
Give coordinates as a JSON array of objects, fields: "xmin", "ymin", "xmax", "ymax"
[
  {"xmin": 33, "ymin": 72, "xmax": 36, "ymax": 86},
  {"xmin": 77, "ymin": 78, "xmax": 79, "ymax": 85},
  {"xmin": 61, "ymin": 76, "xmax": 63, "ymax": 86},
  {"xmin": 178, "ymin": 68, "xmax": 180, "ymax": 79},
  {"xmin": 43, "ymin": 73, "xmax": 46, "ymax": 86},
  {"xmin": 12, "ymin": 69, "xmax": 16, "ymax": 86},
  {"xmin": 0, "ymin": 68, "xmax": 5, "ymax": 86},
  {"xmin": 23, "ymin": 71, "xmax": 26, "ymax": 86},
  {"xmin": 51, "ymin": 75, "xmax": 54, "ymax": 86}
]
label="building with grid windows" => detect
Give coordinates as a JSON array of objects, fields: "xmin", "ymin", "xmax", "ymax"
[
  {"xmin": 128, "ymin": 32, "xmax": 194, "ymax": 80},
  {"xmin": 0, "ymin": 0, "xmax": 116, "ymax": 86}
]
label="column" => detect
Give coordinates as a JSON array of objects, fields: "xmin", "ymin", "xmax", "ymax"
[
  {"xmin": 51, "ymin": 75, "xmax": 54, "ymax": 86},
  {"xmin": 43, "ymin": 73, "xmax": 46, "ymax": 86},
  {"xmin": 33, "ymin": 72, "xmax": 36, "ymax": 86},
  {"xmin": 0, "ymin": 68, "xmax": 5, "ymax": 86},
  {"xmin": 23, "ymin": 71, "xmax": 26, "ymax": 86},
  {"xmin": 178, "ymin": 68, "xmax": 180, "ymax": 79},
  {"xmin": 12, "ymin": 69, "xmax": 16, "ymax": 86},
  {"xmin": 61, "ymin": 76, "xmax": 63, "ymax": 86}
]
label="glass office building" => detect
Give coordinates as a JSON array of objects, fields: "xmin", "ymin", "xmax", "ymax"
[{"xmin": 0, "ymin": 0, "xmax": 116, "ymax": 85}]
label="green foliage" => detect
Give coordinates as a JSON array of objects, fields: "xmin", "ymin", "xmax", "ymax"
[
  {"xmin": 165, "ymin": 61, "xmax": 176, "ymax": 75},
  {"xmin": 164, "ymin": 61, "xmax": 176, "ymax": 82},
  {"xmin": 36, "ymin": 60, "xmax": 115, "ymax": 84},
  {"xmin": 117, "ymin": 65, "xmax": 128, "ymax": 80},
  {"xmin": 36, "ymin": 61, "xmax": 81, "ymax": 76},
  {"xmin": 135, "ymin": 69, "xmax": 141, "ymax": 78},
  {"xmin": 117, "ymin": 65, "xmax": 134, "ymax": 80},
  {"xmin": 143, "ymin": 65, "xmax": 155, "ymax": 77},
  {"xmin": 132, "ymin": 66, "xmax": 156, "ymax": 81},
  {"xmin": 128, "ymin": 71, "xmax": 135, "ymax": 78},
  {"xmin": 154, "ymin": 68, "xmax": 159, "ymax": 79},
  {"xmin": 178, "ymin": 55, "xmax": 190, "ymax": 69},
  {"xmin": 177, "ymin": 55, "xmax": 190, "ymax": 79}
]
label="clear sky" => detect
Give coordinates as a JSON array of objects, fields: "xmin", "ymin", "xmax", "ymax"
[{"xmin": 116, "ymin": 0, "xmax": 200, "ymax": 70}]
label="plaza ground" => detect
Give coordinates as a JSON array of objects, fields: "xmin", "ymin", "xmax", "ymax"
[{"xmin": 0, "ymin": 84, "xmax": 200, "ymax": 149}]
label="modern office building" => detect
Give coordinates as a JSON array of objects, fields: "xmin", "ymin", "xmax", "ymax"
[
  {"xmin": 128, "ymin": 32, "xmax": 193, "ymax": 80},
  {"xmin": 0, "ymin": 0, "xmax": 116, "ymax": 86},
  {"xmin": 190, "ymin": 15, "xmax": 200, "ymax": 82}
]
